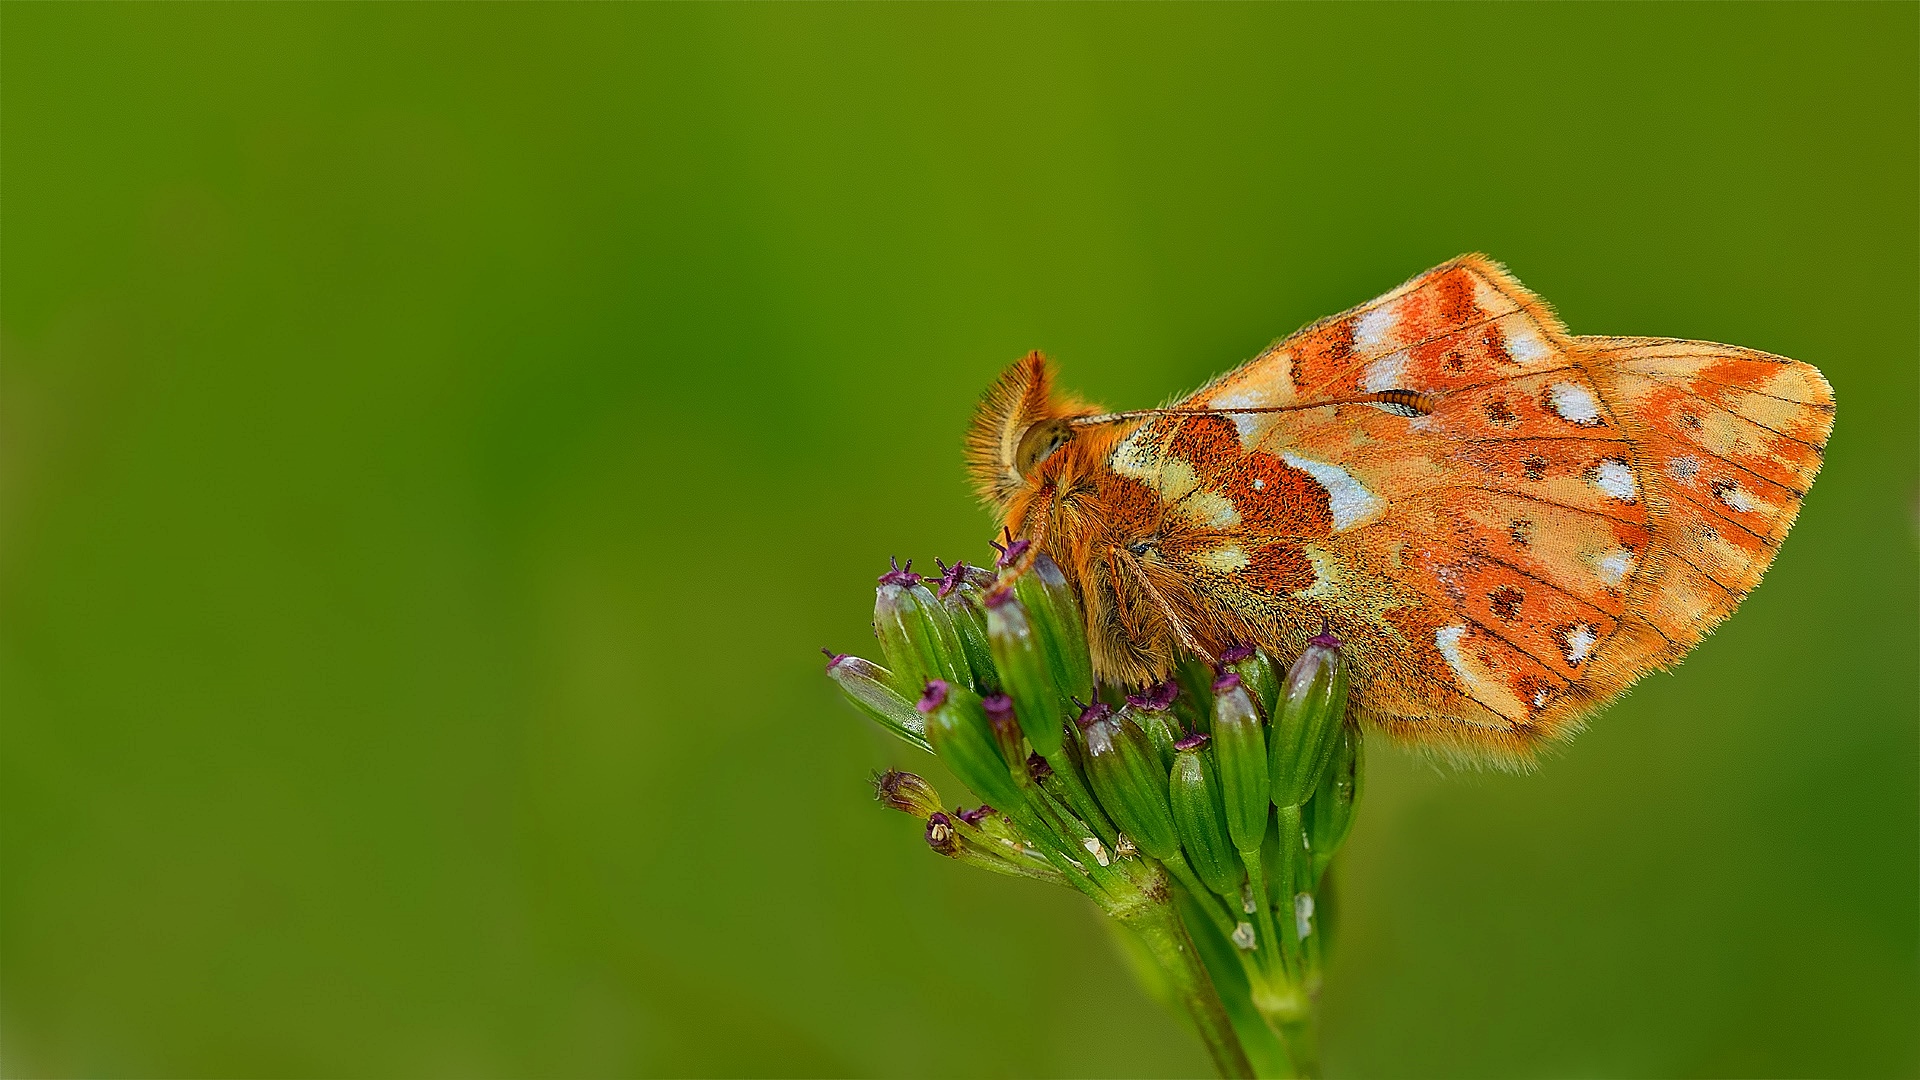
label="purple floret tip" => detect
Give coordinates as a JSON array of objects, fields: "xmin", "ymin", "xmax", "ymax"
[
  {"xmin": 981, "ymin": 693, "xmax": 1015, "ymax": 721},
  {"xmin": 933, "ymin": 558, "xmax": 972, "ymax": 599},
  {"xmin": 821, "ymin": 647, "xmax": 846, "ymax": 670},
  {"xmin": 878, "ymin": 556, "xmax": 924, "ymax": 587},
  {"xmin": 1212, "ymin": 671, "xmax": 1242, "ymax": 693},
  {"xmin": 1074, "ymin": 700, "xmax": 1112, "ymax": 729},
  {"xmin": 1127, "ymin": 681, "xmax": 1179, "ymax": 711},
  {"xmin": 1174, "ymin": 732, "xmax": 1211, "ymax": 751},
  {"xmin": 1220, "ymin": 644, "xmax": 1256, "ymax": 665},
  {"xmin": 916, "ymin": 679, "xmax": 950, "ymax": 713},
  {"xmin": 989, "ymin": 532, "xmax": 1032, "ymax": 569},
  {"xmin": 957, "ymin": 805, "xmax": 994, "ymax": 826}
]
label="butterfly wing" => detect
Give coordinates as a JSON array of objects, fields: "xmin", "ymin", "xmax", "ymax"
[{"xmin": 1127, "ymin": 256, "xmax": 1832, "ymax": 765}]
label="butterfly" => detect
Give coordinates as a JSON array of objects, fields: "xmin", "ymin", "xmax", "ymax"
[{"xmin": 965, "ymin": 255, "xmax": 1834, "ymax": 766}]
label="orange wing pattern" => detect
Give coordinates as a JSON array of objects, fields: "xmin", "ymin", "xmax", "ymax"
[{"xmin": 1059, "ymin": 256, "xmax": 1832, "ymax": 765}]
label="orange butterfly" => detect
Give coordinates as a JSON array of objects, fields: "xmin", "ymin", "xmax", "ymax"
[{"xmin": 966, "ymin": 256, "xmax": 1834, "ymax": 766}]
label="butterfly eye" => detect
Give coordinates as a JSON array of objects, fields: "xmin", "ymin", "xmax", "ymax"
[
  {"xmin": 1014, "ymin": 418, "xmax": 1074, "ymax": 478},
  {"xmin": 1127, "ymin": 540, "xmax": 1154, "ymax": 556}
]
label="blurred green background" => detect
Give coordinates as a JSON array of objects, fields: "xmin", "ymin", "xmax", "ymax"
[{"xmin": 3, "ymin": 4, "xmax": 1915, "ymax": 1077}]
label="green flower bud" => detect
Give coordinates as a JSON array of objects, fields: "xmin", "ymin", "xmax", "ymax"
[
  {"xmin": 956, "ymin": 803, "xmax": 1028, "ymax": 856},
  {"xmin": 1229, "ymin": 647, "xmax": 1288, "ymax": 722},
  {"xmin": 823, "ymin": 650, "xmax": 933, "ymax": 754},
  {"xmin": 874, "ymin": 559, "xmax": 971, "ymax": 696},
  {"xmin": 1303, "ymin": 719, "xmax": 1364, "ymax": 886},
  {"xmin": 1014, "ymin": 553, "xmax": 1095, "ymax": 706},
  {"xmin": 981, "ymin": 694, "xmax": 1029, "ymax": 774},
  {"xmin": 920, "ymin": 680, "xmax": 1025, "ymax": 810},
  {"xmin": 1168, "ymin": 735, "xmax": 1243, "ymax": 898},
  {"xmin": 984, "ymin": 588, "xmax": 1071, "ymax": 758},
  {"xmin": 1124, "ymin": 684, "xmax": 1182, "ymax": 770},
  {"xmin": 925, "ymin": 811, "xmax": 1067, "ymax": 886},
  {"xmin": 1268, "ymin": 632, "xmax": 1352, "ymax": 810},
  {"xmin": 1081, "ymin": 704, "xmax": 1180, "ymax": 861},
  {"xmin": 1210, "ymin": 672, "xmax": 1271, "ymax": 853},
  {"xmin": 934, "ymin": 558, "xmax": 1000, "ymax": 693},
  {"xmin": 872, "ymin": 769, "xmax": 943, "ymax": 817}
]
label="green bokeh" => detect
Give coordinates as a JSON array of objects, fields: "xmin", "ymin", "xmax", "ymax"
[{"xmin": 4, "ymin": 5, "xmax": 1914, "ymax": 1077}]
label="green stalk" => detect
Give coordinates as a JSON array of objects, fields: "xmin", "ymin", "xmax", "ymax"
[
  {"xmin": 1119, "ymin": 898, "xmax": 1255, "ymax": 1079},
  {"xmin": 1239, "ymin": 848, "xmax": 1287, "ymax": 981},
  {"xmin": 1272, "ymin": 805, "xmax": 1306, "ymax": 974},
  {"xmin": 1043, "ymin": 747, "xmax": 1118, "ymax": 847}
]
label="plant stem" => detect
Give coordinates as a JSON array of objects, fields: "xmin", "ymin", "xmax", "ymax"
[
  {"xmin": 1121, "ymin": 899, "xmax": 1255, "ymax": 1079},
  {"xmin": 1274, "ymin": 803, "xmax": 1305, "ymax": 972},
  {"xmin": 1239, "ymin": 848, "xmax": 1287, "ymax": 981}
]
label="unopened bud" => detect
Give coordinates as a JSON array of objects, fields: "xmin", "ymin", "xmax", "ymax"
[
  {"xmin": 925, "ymin": 808, "xmax": 1067, "ymax": 885},
  {"xmin": 1013, "ymin": 554, "xmax": 1095, "ymax": 706},
  {"xmin": 873, "ymin": 769, "xmax": 942, "ymax": 817},
  {"xmin": 1082, "ymin": 711, "xmax": 1180, "ymax": 861},
  {"xmin": 824, "ymin": 650, "xmax": 932, "ymax": 754},
  {"xmin": 1303, "ymin": 718, "xmax": 1364, "ymax": 886},
  {"xmin": 1169, "ymin": 744, "xmax": 1244, "ymax": 898},
  {"xmin": 1268, "ymin": 632, "xmax": 1352, "ymax": 809},
  {"xmin": 1211, "ymin": 671, "xmax": 1271, "ymax": 853},
  {"xmin": 1223, "ymin": 644, "xmax": 1281, "ymax": 719},
  {"xmin": 874, "ymin": 559, "xmax": 973, "ymax": 696},
  {"xmin": 921, "ymin": 679, "xmax": 1026, "ymax": 810},
  {"xmin": 984, "ymin": 589, "xmax": 1071, "ymax": 757},
  {"xmin": 981, "ymin": 693, "xmax": 1027, "ymax": 771},
  {"xmin": 934, "ymin": 558, "xmax": 1000, "ymax": 693},
  {"xmin": 1120, "ymin": 703, "xmax": 1178, "ymax": 771}
]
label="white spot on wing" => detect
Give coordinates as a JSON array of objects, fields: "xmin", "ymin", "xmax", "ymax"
[
  {"xmin": 1361, "ymin": 352, "xmax": 1409, "ymax": 393},
  {"xmin": 1471, "ymin": 274, "xmax": 1509, "ymax": 314},
  {"xmin": 1112, "ymin": 427, "xmax": 1161, "ymax": 478},
  {"xmin": 1355, "ymin": 302, "xmax": 1399, "ymax": 349},
  {"xmin": 1435, "ymin": 624, "xmax": 1472, "ymax": 683},
  {"xmin": 1716, "ymin": 481, "xmax": 1755, "ymax": 513},
  {"xmin": 1506, "ymin": 324, "xmax": 1551, "ymax": 365},
  {"xmin": 1547, "ymin": 381, "xmax": 1602, "ymax": 426},
  {"xmin": 1282, "ymin": 453, "xmax": 1384, "ymax": 531},
  {"xmin": 1209, "ymin": 386, "xmax": 1280, "ymax": 444},
  {"xmin": 1592, "ymin": 458, "xmax": 1638, "ymax": 502},
  {"xmin": 1596, "ymin": 549, "xmax": 1634, "ymax": 586},
  {"xmin": 1562, "ymin": 622, "xmax": 1597, "ymax": 666}
]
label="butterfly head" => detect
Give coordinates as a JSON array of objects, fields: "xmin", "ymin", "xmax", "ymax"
[
  {"xmin": 964, "ymin": 351, "xmax": 1099, "ymax": 513},
  {"xmin": 966, "ymin": 352, "xmax": 1218, "ymax": 687}
]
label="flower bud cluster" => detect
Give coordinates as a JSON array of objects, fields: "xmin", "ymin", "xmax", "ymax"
[{"xmin": 826, "ymin": 548, "xmax": 1364, "ymax": 1078}]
